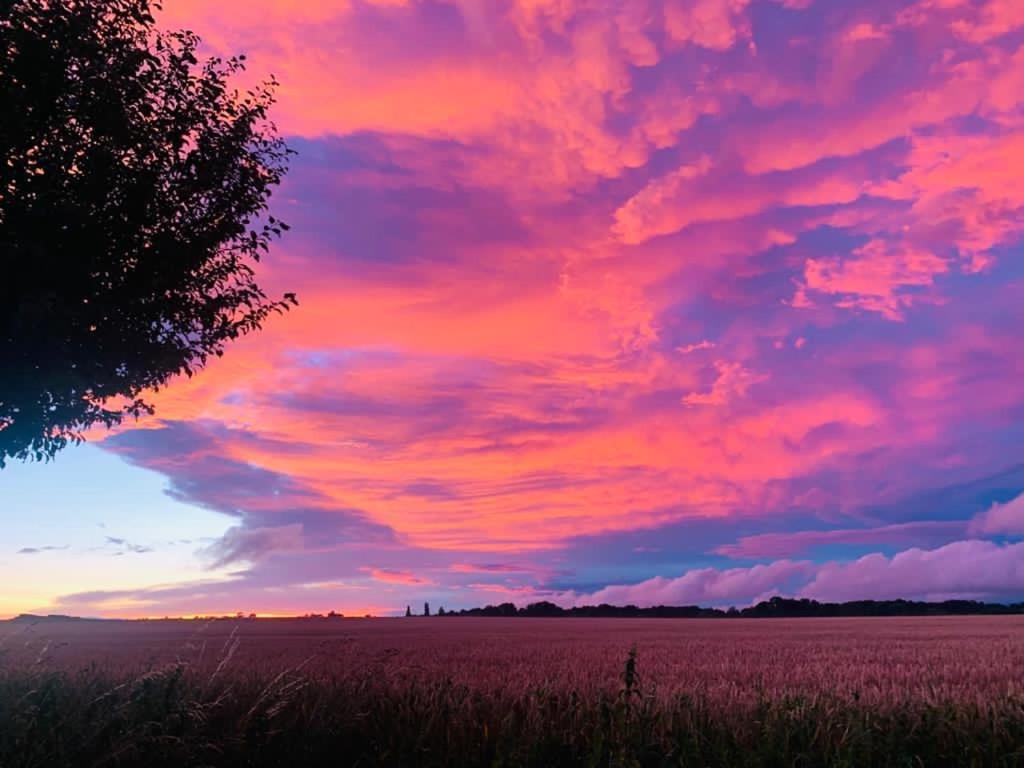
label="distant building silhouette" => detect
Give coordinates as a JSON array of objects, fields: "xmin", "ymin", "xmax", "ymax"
[{"xmin": 424, "ymin": 602, "xmax": 431, "ymax": 617}]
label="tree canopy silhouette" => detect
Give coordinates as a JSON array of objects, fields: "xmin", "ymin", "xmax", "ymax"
[{"xmin": 0, "ymin": 0, "xmax": 296, "ymax": 466}]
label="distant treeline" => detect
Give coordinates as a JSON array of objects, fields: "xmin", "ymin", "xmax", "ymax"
[
  {"xmin": 438, "ymin": 596, "xmax": 1024, "ymax": 619},
  {"xmin": 11, "ymin": 597, "xmax": 1024, "ymax": 624}
]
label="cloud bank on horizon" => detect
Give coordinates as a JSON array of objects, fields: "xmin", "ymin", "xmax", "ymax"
[{"xmin": 32, "ymin": 0, "xmax": 1024, "ymax": 616}]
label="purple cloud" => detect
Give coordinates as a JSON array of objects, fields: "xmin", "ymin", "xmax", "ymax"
[
  {"xmin": 968, "ymin": 493, "xmax": 1024, "ymax": 537},
  {"xmin": 802, "ymin": 540, "xmax": 1024, "ymax": 602},
  {"xmin": 580, "ymin": 560, "xmax": 816, "ymax": 608},
  {"xmin": 199, "ymin": 525, "xmax": 305, "ymax": 569},
  {"xmin": 17, "ymin": 545, "xmax": 68, "ymax": 555},
  {"xmin": 571, "ymin": 539, "xmax": 1024, "ymax": 608},
  {"xmin": 715, "ymin": 521, "xmax": 967, "ymax": 559}
]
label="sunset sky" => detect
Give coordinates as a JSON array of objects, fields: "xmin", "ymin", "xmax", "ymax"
[{"xmin": 4, "ymin": 0, "xmax": 1024, "ymax": 618}]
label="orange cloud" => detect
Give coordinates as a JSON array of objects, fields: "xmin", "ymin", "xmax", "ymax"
[{"xmin": 365, "ymin": 568, "xmax": 434, "ymax": 585}]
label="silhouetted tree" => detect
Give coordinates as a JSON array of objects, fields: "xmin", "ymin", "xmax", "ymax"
[
  {"xmin": 437, "ymin": 606, "xmax": 445, "ymax": 616},
  {"xmin": 405, "ymin": 605, "xmax": 412, "ymax": 618},
  {"xmin": 423, "ymin": 602, "xmax": 430, "ymax": 617},
  {"xmin": 0, "ymin": 0, "xmax": 296, "ymax": 466},
  {"xmin": 520, "ymin": 601, "xmax": 564, "ymax": 617}
]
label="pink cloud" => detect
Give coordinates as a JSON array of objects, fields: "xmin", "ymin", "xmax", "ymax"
[
  {"xmin": 801, "ymin": 540, "xmax": 1024, "ymax": 601},
  {"xmin": 952, "ymin": 0, "xmax": 1024, "ymax": 42},
  {"xmin": 795, "ymin": 239, "xmax": 949, "ymax": 320},
  {"xmin": 450, "ymin": 563, "xmax": 535, "ymax": 574},
  {"xmin": 683, "ymin": 360, "xmax": 766, "ymax": 406},
  {"xmin": 735, "ymin": 34, "xmax": 1014, "ymax": 174},
  {"xmin": 664, "ymin": 0, "xmax": 752, "ymax": 50},
  {"xmin": 581, "ymin": 559, "xmax": 816, "ymax": 606},
  {"xmin": 877, "ymin": 126, "xmax": 1024, "ymax": 263},
  {"xmin": 573, "ymin": 539, "xmax": 1024, "ymax": 608},
  {"xmin": 612, "ymin": 157, "xmax": 865, "ymax": 245},
  {"xmin": 677, "ymin": 340, "xmax": 716, "ymax": 354},
  {"xmin": 968, "ymin": 493, "xmax": 1024, "ymax": 536},
  {"xmin": 364, "ymin": 568, "xmax": 434, "ymax": 586}
]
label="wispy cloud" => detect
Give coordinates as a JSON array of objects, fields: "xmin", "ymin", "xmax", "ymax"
[
  {"xmin": 715, "ymin": 522, "xmax": 967, "ymax": 559},
  {"xmin": 198, "ymin": 525, "xmax": 304, "ymax": 570},
  {"xmin": 363, "ymin": 568, "xmax": 435, "ymax": 586},
  {"xmin": 17, "ymin": 545, "xmax": 68, "ymax": 555},
  {"xmin": 101, "ymin": 537, "xmax": 154, "ymax": 556}
]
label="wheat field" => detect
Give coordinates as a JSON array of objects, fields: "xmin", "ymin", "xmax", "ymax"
[{"xmin": 3, "ymin": 616, "xmax": 1024, "ymax": 766}]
